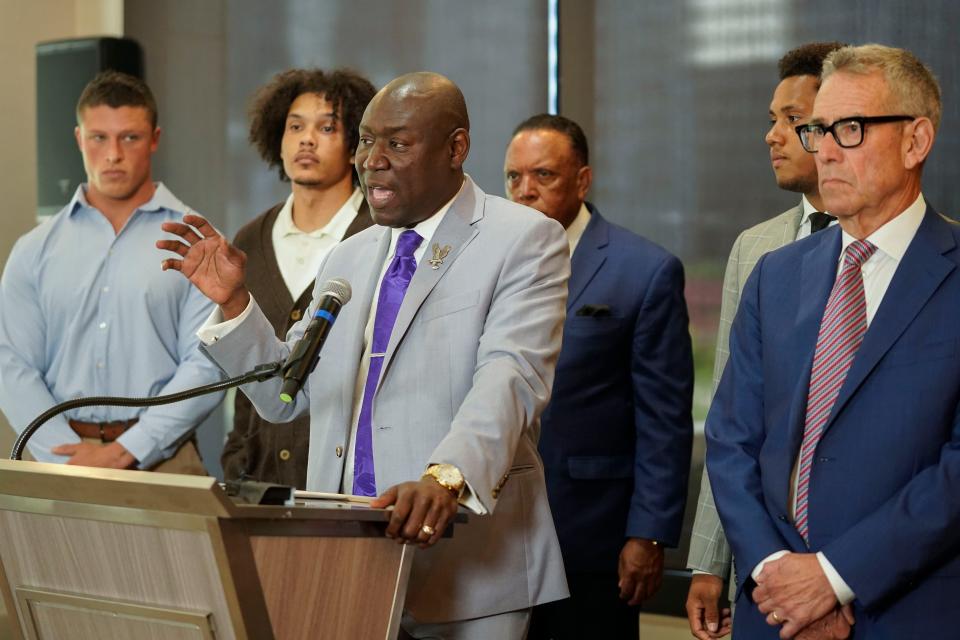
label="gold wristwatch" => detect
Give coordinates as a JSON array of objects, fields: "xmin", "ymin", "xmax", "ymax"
[{"xmin": 422, "ymin": 463, "xmax": 465, "ymax": 499}]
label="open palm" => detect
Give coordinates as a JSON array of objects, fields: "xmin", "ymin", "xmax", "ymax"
[{"xmin": 157, "ymin": 214, "xmax": 247, "ymax": 306}]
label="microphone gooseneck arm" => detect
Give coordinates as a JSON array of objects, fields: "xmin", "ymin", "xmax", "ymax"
[{"xmin": 9, "ymin": 361, "xmax": 284, "ymax": 461}]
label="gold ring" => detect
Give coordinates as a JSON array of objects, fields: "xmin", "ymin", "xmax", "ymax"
[
  {"xmin": 421, "ymin": 524, "xmax": 435, "ymax": 536},
  {"xmin": 772, "ymin": 611, "xmax": 783, "ymax": 624}
]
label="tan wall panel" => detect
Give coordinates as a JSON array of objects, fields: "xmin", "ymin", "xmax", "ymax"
[{"xmin": 0, "ymin": 0, "xmax": 122, "ymax": 501}]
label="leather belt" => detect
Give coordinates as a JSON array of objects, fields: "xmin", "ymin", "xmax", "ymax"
[{"xmin": 68, "ymin": 419, "xmax": 139, "ymax": 442}]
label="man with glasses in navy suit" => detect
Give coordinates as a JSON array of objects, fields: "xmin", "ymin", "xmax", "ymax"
[{"xmin": 707, "ymin": 44, "xmax": 958, "ymax": 638}]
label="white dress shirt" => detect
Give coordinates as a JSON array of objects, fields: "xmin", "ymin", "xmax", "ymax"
[
  {"xmin": 565, "ymin": 203, "xmax": 591, "ymax": 256},
  {"xmin": 754, "ymin": 193, "xmax": 927, "ymax": 605},
  {"xmin": 272, "ymin": 188, "xmax": 364, "ymax": 298}
]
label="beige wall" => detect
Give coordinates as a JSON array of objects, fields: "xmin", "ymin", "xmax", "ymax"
[{"xmin": 0, "ymin": 0, "xmax": 121, "ymax": 463}]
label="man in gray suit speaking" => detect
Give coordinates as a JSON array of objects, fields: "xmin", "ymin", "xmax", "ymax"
[{"xmin": 157, "ymin": 72, "xmax": 570, "ymax": 639}]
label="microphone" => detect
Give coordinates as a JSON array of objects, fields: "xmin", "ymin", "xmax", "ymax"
[{"xmin": 279, "ymin": 278, "xmax": 352, "ymax": 403}]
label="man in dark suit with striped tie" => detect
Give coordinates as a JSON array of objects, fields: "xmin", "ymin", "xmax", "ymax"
[{"xmin": 707, "ymin": 44, "xmax": 958, "ymax": 638}]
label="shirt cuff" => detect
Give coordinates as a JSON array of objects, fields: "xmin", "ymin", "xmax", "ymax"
[
  {"xmin": 752, "ymin": 550, "xmax": 789, "ymax": 581},
  {"xmin": 817, "ymin": 551, "xmax": 856, "ymax": 605},
  {"xmin": 459, "ymin": 480, "xmax": 487, "ymax": 515},
  {"xmin": 196, "ymin": 295, "xmax": 256, "ymax": 345},
  {"xmin": 115, "ymin": 426, "xmax": 161, "ymax": 469},
  {"xmin": 691, "ymin": 569, "xmax": 721, "ymax": 576}
]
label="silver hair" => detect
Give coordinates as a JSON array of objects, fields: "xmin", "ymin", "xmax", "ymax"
[{"xmin": 822, "ymin": 44, "xmax": 942, "ymax": 131}]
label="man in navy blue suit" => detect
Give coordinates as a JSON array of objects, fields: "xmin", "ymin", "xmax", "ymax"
[
  {"xmin": 505, "ymin": 114, "xmax": 694, "ymax": 639},
  {"xmin": 707, "ymin": 44, "xmax": 957, "ymax": 639}
]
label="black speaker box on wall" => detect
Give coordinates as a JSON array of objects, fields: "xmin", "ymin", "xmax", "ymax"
[{"xmin": 36, "ymin": 37, "xmax": 143, "ymax": 220}]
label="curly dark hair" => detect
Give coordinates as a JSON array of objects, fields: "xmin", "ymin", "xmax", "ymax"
[
  {"xmin": 248, "ymin": 68, "xmax": 376, "ymax": 183},
  {"xmin": 512, "ymin": 113, "xmax": 589, "ymax": 166},
  {"xmin": 778, "ymin": 42, "xmax": 847, "ymax": 82},
  {"xmin": 76, "ymin": 70, "xmax": 158, "ymax": 127}
]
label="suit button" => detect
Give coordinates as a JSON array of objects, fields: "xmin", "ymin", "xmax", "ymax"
[
  {"xmin": 778, "ymin": 515, "xmax": 788, "ymax": 522},
  {"xmin": 278, "ymin": 449, "xmax": 291, "ymax": 461},
  {"xmin": 335, "ymin": 446, "xmax": 343, "ymax": 458},
  {"xmin": 291, "ymin": 309, "xmax": 302, "ymax": 321}
]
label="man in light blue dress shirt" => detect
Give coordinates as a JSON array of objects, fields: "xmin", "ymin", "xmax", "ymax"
[{"xmin": 0, "ymin": 71, "xmax": 222, "ymax": 473}]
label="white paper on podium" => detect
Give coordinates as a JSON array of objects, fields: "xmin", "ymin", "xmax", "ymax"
[{"xmin": 293, "ymin": 490, "xmax": 374, "ymax": 505}]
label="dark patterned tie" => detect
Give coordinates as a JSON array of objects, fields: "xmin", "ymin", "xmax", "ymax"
[
  {"xmin": 795, "ymin": 239, "xmax": 877, "ymax": 542},
  {"xmin": 809, "ymin": 211, "xmax": 835, "ymax": 234},
  {"xmin": 352, "ymin": 230, "xmax": 423, "ymax": 496}
]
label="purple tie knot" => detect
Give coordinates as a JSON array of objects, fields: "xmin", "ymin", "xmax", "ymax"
[{"xmin": 396, "ymin": 229, "xmax": 423, "ymax": 258}]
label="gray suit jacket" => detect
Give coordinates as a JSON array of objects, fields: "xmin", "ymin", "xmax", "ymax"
[
  {"xmin": 687, "ymin": 203, "xmax": 802, "ymax": 579},
  {"xmin": 204, "ymin": 177, "xmax": 571, "ymax": 622}
]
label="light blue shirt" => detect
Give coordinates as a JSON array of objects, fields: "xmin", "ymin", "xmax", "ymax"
[{"xmin": 0, "ymin": 183, "xmax": 224, "ymax": 467}]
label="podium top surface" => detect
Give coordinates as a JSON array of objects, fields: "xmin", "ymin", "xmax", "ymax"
[{"xmin": 0, "ymin": 460, "xmax": 395, "ymax": 523}]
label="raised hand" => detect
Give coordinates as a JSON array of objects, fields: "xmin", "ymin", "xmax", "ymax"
[{"xmin": 157, "ymin": 214, "xmax": 250, "ymax": 317}]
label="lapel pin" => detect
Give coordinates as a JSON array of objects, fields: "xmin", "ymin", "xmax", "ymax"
[{"xmin": 429, "ymin": 243, "xmax": 452, "ymax": 270}]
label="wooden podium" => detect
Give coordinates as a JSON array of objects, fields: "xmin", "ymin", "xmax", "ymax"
[{"xmin": 0, "ymin": 459, "xmax": 423, "ymax": 640}]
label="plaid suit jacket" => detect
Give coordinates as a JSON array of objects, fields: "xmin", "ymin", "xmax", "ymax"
[{"xmin": 687, "ymin": 202, "xmax": 803, "ymax": 579}]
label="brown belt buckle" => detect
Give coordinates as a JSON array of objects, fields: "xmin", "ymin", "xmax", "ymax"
[{"xmin": 99, "ymin": 422, "xmax": 108, "ymax": 441}]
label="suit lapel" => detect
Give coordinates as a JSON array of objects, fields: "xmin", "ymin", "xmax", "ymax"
[
  {"xmin": 824, "ymin": 208, "xmax": 956, "ymax": 433},
  {"xmin": 378, "ymin": 179, "xmax": 481, "ymax": 390},
  {"xmin": 780, "ymin": 203, "xmax": 804, "ymax": 246},
  {"xmin": 796, "ymin": 228, "xmax": 841, "ymax": 334},
  {"xmin": 566, "ymin": 205, "xmax": 609, "ymax": 311},
  {"xmin": 779, "ymin": 230, "xmax": 842, "ymax": 460}
]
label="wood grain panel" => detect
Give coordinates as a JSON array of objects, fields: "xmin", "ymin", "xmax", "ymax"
[
  {"xmin": 250, "ymin": 535, "xmax": 409, "ymax": 640},
  {"xmin": 0, "ymin": 511, "xmax": 236, "ymax": 639}
]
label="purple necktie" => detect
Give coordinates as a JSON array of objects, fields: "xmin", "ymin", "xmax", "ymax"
[{"xmin": 352, "ymin": 229, "xmax": 423, "ymax": 496}]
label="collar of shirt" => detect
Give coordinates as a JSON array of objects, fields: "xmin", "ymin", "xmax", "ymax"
[
  {"xmin": 840, "ymin": 192, "xmax": 926, "ymax": 265},
  {"xmin": 385, "ymin": 177, "xmax": 465, "ymax": 264},
  {"xmin": 800, "ymin": 193, "xmax": 818, "ymax": 221},
  {"xmin": 796, "ymin": 194, "xmax": 838, "ymax": 240},
  {"xmin": 565, "ymin": 202, "xmax": 591, "ymax": 256},
  {"xmin": 275, "ymin": 187, "xmax": 363, "ymax": 240},
  {"xmin": 68, "ymin": 182, "xmax": 186, "ymax": 217}
]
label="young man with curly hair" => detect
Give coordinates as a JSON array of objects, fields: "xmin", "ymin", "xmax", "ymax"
[{"xmin": 221, "ymin": 68, "xmax": 376, "ymax": 487}]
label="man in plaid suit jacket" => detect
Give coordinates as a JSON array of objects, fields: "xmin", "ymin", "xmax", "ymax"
[{"xmin": 685, "ymin": 41, "xmax": 843, "ymax": 639}]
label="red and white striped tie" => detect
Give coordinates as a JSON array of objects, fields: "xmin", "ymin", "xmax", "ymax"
[{"xmin": 795, "ymin": 239, "xmax": 877, "ymax": 543}]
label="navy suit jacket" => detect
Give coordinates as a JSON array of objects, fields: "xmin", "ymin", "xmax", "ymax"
[
  {"xmin": 706, "ymin": 207, "xmax": 960, "ymax": 638},
  {"xmin": 539, "ymin": 205, "xmax": 694, "ymax": 573}
]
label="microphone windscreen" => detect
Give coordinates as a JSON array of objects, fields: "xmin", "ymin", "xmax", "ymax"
[{"xmin": 319, "ymin": 278, "xmax": 352, "ymax": 305}]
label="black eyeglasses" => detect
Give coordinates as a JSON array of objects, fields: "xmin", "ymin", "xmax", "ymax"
[{"xmin": 795, "ymin": 115, "xmax": 915, "ymax": 152}]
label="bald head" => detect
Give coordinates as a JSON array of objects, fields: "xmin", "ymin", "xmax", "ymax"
[
  {"xmin": 355, "ymin": 71, "xmax": 471, "ymax": 228},
  {"xmin": 379, "ymin": 71, "xmax": 470, "ymax": 135}
]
